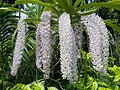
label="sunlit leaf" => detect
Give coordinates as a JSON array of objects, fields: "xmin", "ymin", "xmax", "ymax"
[
  {"xmin": 0, "ymin": 7, "xmax": 29, "ymax": 15},
  {"xmin": 108, "ymin": 65, "xmax": 120, "ymax": 75},
  {"xmin": 98, "ymin": 87, "xmax": 111, "ymax": 90},
  {"xmin": 10, "ymin": 83, "xmax": 25, "ymax": 90},
  {"xmin": 105, "ymin": 20, "xmax": 120, "ymax": 33},
  {"xmin": 78, "ymin": 8, "xmax": 96, "ymax": 16},
  {"xmin": 92, "ymin": 81, "xmax": 98, "ymax": 90},
  {"xmin": 99, "ymin": 81, "xmax": 108, "ymax": 87},
  {"xmin": 114, "ymin": 75, "xmax": 120, "ymax": 82},
  {"xmin": 15, "ymin": 0, "xmax": 53, "ymax": 8},
  {"xmin": 114, "ymin": 85, "xmax": 119, "ymax": 90},
  {"xmin": 48, "ymin": 87, "xmax": 58, "ymax": 90},
  {"xmin": 109, "ymin": 57, "xmax": 116, "ymax": 61},
  {"xmin": 73, "ymin": 0, "xmax": 84, "ymax": 8},
  {"xmin": 12, "ymin": 28, "xmax": 18, "ymax": 43},
  {"xmin": 75, "ymin": 1, "xmax": 120, "ymax": 13},
  {"xmin": 87, "ymin": 52, "xmax": 90, "ymax": 60},
  {"xmin": 24, "ymin": 85, "xmax": 33, "ymax": 90}
]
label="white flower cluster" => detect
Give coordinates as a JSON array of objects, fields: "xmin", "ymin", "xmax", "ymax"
[
  {"xmin": 74, "ymin": 21, "xmax": 83, "ymax": 58},
  {"xmin": 59, "ymin": 12, "xmax": 78, "ymax": 84},
  {"xmin": 11, "ymin": 18, "xmax": 26, "ymax": 76},
  {"xmin": 36, "ymin": 11, "xmax": 52, "ymax": 79},
  {"xmin": 81, "ymin": 14, "xmax": 109, "ymax": 75}
]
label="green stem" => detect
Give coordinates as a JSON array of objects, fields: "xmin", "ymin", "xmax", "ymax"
[
  {"xmin": 37, "ymin": 0, "xmax": 41, "ymax": 21},
  {"xmin": 83, "ymin": 53, "xmax": 87, "ymax": 87}
]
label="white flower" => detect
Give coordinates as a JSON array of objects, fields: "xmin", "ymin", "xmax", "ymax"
[
  {"xmin": 81, "ymin": 14, "xmax": 109, "ymax": 75},
  {"xmin": 11, "ymin": 18, "xmax": 26, "ymax": 76},
  {"xmin": 59, "ymin": 12, "xmax": 78, "ymax": 84},
  {"xmin": 36, "ymin": 11, "xmax": 52, "ymax": 79},
  {"xmin": 74, "ymin": 21, "xmax": 83, "ymax": 58}
]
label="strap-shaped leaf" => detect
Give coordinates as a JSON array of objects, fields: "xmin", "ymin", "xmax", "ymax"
[
  {"xmin": 73, "ymin": 0, "xmax": 84, "ymax": 8},
  {"xmin": 12, "ymin": 28, "xmax": 18, "ymax": 44},
  {"xmin": 25, "ymin": 4, "xmax": 37, "ymax": 18},
  {"xmin": 67, "ymin": 0, "xmax": 72, "ymax": 9},
  {"xmin": 78, "ymin": 8, "xmax": 96, "ymax": 16},
  {"xmin": 75, "ymin": 1, "xmax": 120, "ymax": 13},
  {"xmin": 15, "ymin": 0, "xmax": 53, "ymax": 8},
  {"xmin": 56, "ymin": 0, "xmax": 70, "ymax": 12},
  {"xmin": 0, "ymin": 7, "xmax": 29, "ymax": 15},
  {"xmin": 105, "ymin": 20, "xmax": 120, "ymax": 33},
  {"xmin": 48, "ymin": 87, "xmax": 58, "ymax": 90}
]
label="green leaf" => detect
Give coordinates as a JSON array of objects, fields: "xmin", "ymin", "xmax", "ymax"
[
  {"xmin": 8, "ymin": 59, "xmax": 12, "ymax": 69},
  {"xmin": 114, "ymin": 75, "xmax": 120, "ymax": 82},
  {"xmin": 55, "ymin": 0, "xmax": 70, "ymax": 12},
  {"xmin": 6, "ymin": 87, "xmax": 11, "ymax": 90},
  {"xmin": 32, "ymin": 85, "xmax": 41, "ymax": 90},
  {"xmin": 105, "ymin": 20, "xmax": 120, "ymax": 33},
  {"xmin": 114, "ymin": 85, "xmax": 119, "ymax": 90},
  {"xmin": 108, "ymin": 65, "xmax": 120, "ymax": 75},
  {"xmin": 28, "ymin": 37, "xmax": 36, "ymax": 46},
  {"xmin": 12, "ymin": 28, "xmax": 18, "ymax": 43},
  {"xmin": 15, "ymin": 0, "xmax": 53, "ymax": 8},
  {"xmin": 78, "ymin": 8, "xmax": 96, "ymax": 16},
  {"xmin": 45, "ymin": 0, "xmax": 55, "ymax": 3},
  {"xmin": 25, "ymin": 4, "xmax": 37, "ymax": 18},
  {"xmin": 73, "ymin": 0, "xmax": 84, "ymax": 8},
  {"xmin": 109, "ymin": 57, "xmax": 116, "ymax": 61},
  {"xmin": 47, "ymin": 87, "xmax": 58, "ymax": 90},
  {"xmin": 99, "ymin": 82, "xmax": 108, "ymax": 87},
  {"xmin": 31, "ymin": 81, "xmax": 45, "ymax": 90},
  {"xmin": 0, "ymin": 0, "xmax": 2, "ymax": 5},
  {"xmin": 87, "ymin": 52, "xmax": 90, "ymax": 60},
  {"xmin": 24, "ymin": 85, "xmax": 33, "ymax": 90},
  {"xmin": 75, "ymin": 1, "xmax": 120, "ymax": 13},
  {"xmin": 67, "ymin": 0, "xmax": 72, "ymax": 9},
  {"xmin": 92, "ymin": 81, "xmax": 98, "ymax": 90},
  {"xmin": 37, "ymin": 83, "xmax": 45, "ymax": 90},
  {"xmin": 10, "ymin": 83, "xmax": 25, "ymax": 90},
  {"xmin": 25, "ymin": 18, "xmax": 39, "ymax": 23},
  {"xmin": 98, "ymin": 87, "xmax": 111, "ymax": 90},
  {"xmin": 0, "ymin": 7, "xmax": 29, "ymax": 15}
]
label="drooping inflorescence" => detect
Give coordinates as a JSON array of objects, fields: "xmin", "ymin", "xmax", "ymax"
[
  {"xmin": 81, "ymin": 14, "xmax": 109, "ymax": 75},
  {"xmin": 36, "ymin": 11, "xmax": 52, "ymax": 79},
  {"xmin": 74, "ymin": 21, "xmax": 83, "ymax": 58},
  {"xmin": 11, "ymin": 18, "xmax": 26, "ymax": 76},
  {"xmin": 59, "ymin": 12, "xmax": 78, "ymax": 84},
  {"xmin": 11, "ymin": 10, "xmax": 109, "ymax": 84}
]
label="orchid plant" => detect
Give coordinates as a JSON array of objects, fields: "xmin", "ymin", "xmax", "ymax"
[{"xmin": 0, "ymin": 0, "xmax": 120, "ymax": 90}]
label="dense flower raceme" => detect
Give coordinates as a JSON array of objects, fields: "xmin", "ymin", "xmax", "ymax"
[
  {"xmin": 59, "ymin": 12, "xmax": 78, "ymax": 84},
  {"xmin": 36, "ymin": 11, "xmax": 52, "ymax": 79},
  {"xmin": 81, "ymin": 14, "xmax": 109, "ymax": 75},
  {"xmin": 11, "ymin": 18, "xmax": 26, "ymax": 76},
  {"xmin": 74, "ymin": 21, "xmax": 83, "ymax": 58}
]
